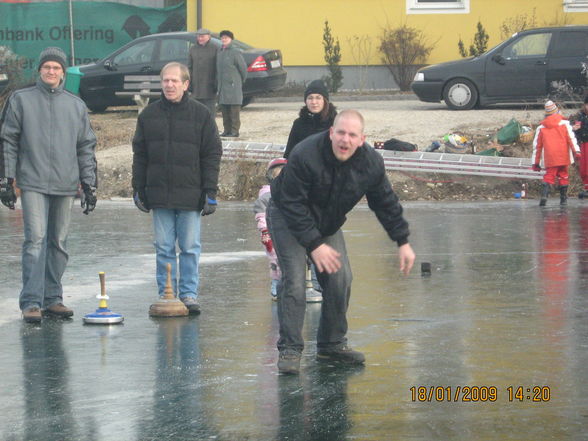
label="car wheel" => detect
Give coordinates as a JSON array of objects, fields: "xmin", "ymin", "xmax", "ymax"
[
  {"xmin": 443, "ymin": 79, "xmax": 478, "ymax": 110},
  {"xmin": 87, "ymin": 104, "xmax": 108, "ymax": 113}
]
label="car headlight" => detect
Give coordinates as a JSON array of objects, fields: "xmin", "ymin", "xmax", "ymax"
[{"xmin": 413, "ymin": 72, "xmax": 424, "ymax": 82}]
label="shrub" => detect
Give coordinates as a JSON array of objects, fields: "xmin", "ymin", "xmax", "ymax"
[
  {"xmin": 458, "ymin": 21, "xmax": 489, "ymax": 58},
  {"xmin": 322, "ymin": 20, "xmax": 343, "ymax": 93},
  {"xmin": 0, "ymin": 46, "xmax": 25, "ymax": 108},
  {"xmin": 379, "ymin": 24, "xmax": 435, "ymax": 91}
]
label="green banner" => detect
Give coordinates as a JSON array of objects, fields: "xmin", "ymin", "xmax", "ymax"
[{"xmin": 0, "ymin": 1, "xmax": 185, "ymax": 78}]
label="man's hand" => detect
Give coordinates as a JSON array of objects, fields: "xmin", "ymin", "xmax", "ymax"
[
  {"xmin": 261, "ymin": 229, "xmax": 273, "ymax": 253},
  {"xmin": 0, "ymin": 178, "xmax": 17, "ymax": 210},
  {"xmin": 133, "ymin": 190, "xmax": 150, "ymax": 213},
  {"xmin": 532, "ymin": 164, "xmax": 541, "ymax": 172},
  {"xmin": 311, "ymin": 244, "xmax": 341, "ymax": 274},
  {"xmin": 398, "ymin": 243, "xmax": 416, "ymax": 276},
  {"xmin": 80, "ymin": 182, "xmax": 97, "ymax": 215},
  {"xmin": 202, "ymin": 194, "xmax": 217, "ymax": 216},
  {"xmin": 575, "ymin": 152, "xmax": 582, "ymax": 161}
]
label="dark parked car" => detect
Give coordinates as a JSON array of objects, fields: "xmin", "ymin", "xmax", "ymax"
[
  {"xmin": 76, "ymin": 31, "xmax": 287, "ymax": 112},
  {"xmin": 411, "ymin": 26, "xmax": 588, "ymax": 110}
]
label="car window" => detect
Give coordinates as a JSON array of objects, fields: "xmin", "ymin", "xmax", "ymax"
[
  {"xmin": 113, "ymin": 40, "xmax": 156, "ymax": 66},
  {"xmin": 160, "ymin": 39, "xmax": 191, "ymax": 62},
  {"xmin": 502, "ymin": 33, "xmax": 552, "ymax": 59},
  {"xmin": 551, "ymin": 31, "xmax": 588, "ymax": 58}
]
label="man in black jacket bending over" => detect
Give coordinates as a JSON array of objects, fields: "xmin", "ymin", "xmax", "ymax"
[
  {"xmin": 132, "ymin": 62, "xmax": 222, "ymax": 314},
  {"xmin": 268, "ymin": 109, "xmax": 415, "ymax": 374}
]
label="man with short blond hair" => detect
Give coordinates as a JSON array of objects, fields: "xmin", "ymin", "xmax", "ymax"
[
  {"xmin": 132, "ymin": 62, "xmax": 222, "ymax": 314},
  {"xmin": 268, "ymin": 109, "xmax": 415, "ymax": 374}
]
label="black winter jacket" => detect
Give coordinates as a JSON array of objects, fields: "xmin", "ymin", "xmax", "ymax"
[
  {"xmin": 271, "ymin": 130, "xmax": 410, "ymax": 252},
  {"xmin": 132, "ymin": 93, "xmax": 222, "ymax": 211},
  {"xmin": 284, "ymin": 105, "xmax": 337, "ymax": 158},
  {"xmin": 571, "ymin": 110, "xmax": 588, "ymax": 143}
]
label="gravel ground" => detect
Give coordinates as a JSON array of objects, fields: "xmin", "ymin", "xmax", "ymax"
[{"xmin": 94, "ymin": 96, "xmax": 569, "ymax": 201}]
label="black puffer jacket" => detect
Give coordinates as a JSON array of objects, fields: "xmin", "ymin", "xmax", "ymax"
[
  {"xmin": 284, "ymin": 104, "xmax": 337, "ymax": 158},
  {"xmin": 271, "ymin": 130, "xmax": 409, "ymax": 252},
  {"xmin": 132, "ymin": 93, "xmax": 222, "ymax": 210},
  {"xmin": 571, "ymin": 110, "xmax": 588, "ymax": 143}
]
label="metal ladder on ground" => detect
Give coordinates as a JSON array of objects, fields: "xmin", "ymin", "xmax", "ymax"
[{"xmin": 221, "ymin": 141, "xmax": 543, "ymax": 180}]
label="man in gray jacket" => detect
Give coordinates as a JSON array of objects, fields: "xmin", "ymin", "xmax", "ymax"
[
  {"xmin": 188, "ymin": 28, "xmax": 217, "ymax": 116},
  {"xmin": 217, "ymin": 29, "xmax": 247, "ymax": 138},
  {"xmin": 0, "ymin": 47, "xmax": 97, "ymax": 323}
]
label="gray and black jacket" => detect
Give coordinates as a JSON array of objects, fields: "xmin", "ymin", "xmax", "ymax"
[
  {"xmin": 0, "ymin": 78, "xmax": 97, "ymax": 195},
  {"xmin": 271, "ymin": 130, "xmax": 410, "ymax": 252}
]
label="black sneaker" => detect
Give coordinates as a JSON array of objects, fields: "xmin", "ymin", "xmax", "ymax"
[
  {"xmin": 278, "ymin": 349, "xmax": 301, "ymax": 375},
  {"xmin": 317, "ymin": 345, "xmax": 365, "ymax": 365}
]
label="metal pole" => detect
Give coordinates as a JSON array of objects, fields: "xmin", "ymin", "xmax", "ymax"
[
  {"xmin": 68, "ymin": 0, "xmax": 75, "ymax": 64},
  {"xmin": 197, "ymin": 0, "xmax": 202, "ymax": 29}
]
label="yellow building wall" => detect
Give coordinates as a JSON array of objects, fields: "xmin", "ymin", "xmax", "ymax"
[{"xmin": 186, "ymin": 0, "xmax": 588, "ymax": 66}]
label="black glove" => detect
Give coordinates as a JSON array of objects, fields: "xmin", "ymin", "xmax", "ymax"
[
  {"xmin": 0, "ymin": 178, "xmax": 17, "ymax": 210},
  {"xmin": 133, "ymin": 189, "xmax": 150, "ymax": 213},
  {"xmin": 80, "ymin": 182, "xmax": 97, "ymax": 215},
  {"xmin": 201, "ymin": 194, "xmax": 217, "ymax": 216}
]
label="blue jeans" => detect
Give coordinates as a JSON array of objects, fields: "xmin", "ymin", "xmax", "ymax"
[
  {"xmin": 19, "ymin": 191, "xmax": 73, "ymax": 311},
  {"xmin": 267, "ymin": 202, "xmax": 353, "ymax": 353},
  {"xmin": 152, "ymin": 208, "xmax": 201, "ymax": 299}
]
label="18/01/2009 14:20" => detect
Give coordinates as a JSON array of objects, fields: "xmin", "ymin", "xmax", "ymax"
[{"xmin": 409, "ymin": 385, "xmax": 551, "ymax": 402}]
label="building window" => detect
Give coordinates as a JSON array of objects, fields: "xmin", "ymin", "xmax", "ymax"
[
  {"xmin": 406, "ymin": 0, "xmax": 470, "ymax": 14},
  {"xmin": 564, "ymin": 0, "xmax": 588, "ymax": 13}
]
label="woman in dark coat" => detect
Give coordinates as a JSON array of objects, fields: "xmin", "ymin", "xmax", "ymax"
[
  {"xmin": 284, "ymin": 79, "xmax": 337, "ymax": 159},
  {"xmin": 216, "ymin": 29, "xmax": 247, "ymax": 138}
]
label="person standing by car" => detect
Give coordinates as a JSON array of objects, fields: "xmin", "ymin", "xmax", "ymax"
[
  {"xmin": 132, "ymin": 62, "xmax": 222, "ymax": 314},
  {"xmin": 284, "ymin": 79, "xmax": 337, "ymax": 159},
  {"xmin": 216, "ymin": 30, "xmax": 247, "ymax": 138},
  {"xmin": 0, "ymin": 46, "xmax": 97, "ymax": 323},
  {"xmin": 570, "ymin": 96, "xmax": 588, "ymax": 199},
  {"xmin": 268, "ymin": 109, "xmax": 415, "ymax": 375},
  {"xmin": 188, "ymin": 28, "xmax": 217, "ymax": 116},
  {"xmin": 532, "ymin": 100, "xmax": 581, "ymax": 206}
]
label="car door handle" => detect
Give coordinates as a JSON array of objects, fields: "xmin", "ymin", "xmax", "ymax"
[
  {"xmin": 535, "ymin": 60, "xmax": 547, "ymax": 65},
  {"xmin": 140, "ymin": 66, "xmax": 153, "ymax": 72}
]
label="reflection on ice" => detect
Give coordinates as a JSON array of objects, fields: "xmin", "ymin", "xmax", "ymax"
[{"xmin": 0, "ymin": 201, "xmax": 587, "ymax": 440}]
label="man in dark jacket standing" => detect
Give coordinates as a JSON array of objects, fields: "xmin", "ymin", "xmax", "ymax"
[
  {"xmin": 188, "ymin": 28, "xmax": 217, "ymax": 116},
  {"xmin": 132, "ymin": 62, "xmax": 222, "ymax": 314},
  {"xmin": 216, "ymin": 29, "xmax": 247, "ymax": 138},
  {"xmin": 268, "ymin": 109, "xmax": 415, "ymax": 374},
  {"xmin": 0, "ymin": 46, "xmax": 98, "ymax": 323}
]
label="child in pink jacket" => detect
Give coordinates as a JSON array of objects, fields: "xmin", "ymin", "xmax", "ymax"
[{"xmin": 253, "ymin": 158, "xmax": 287, "ymax": 299}]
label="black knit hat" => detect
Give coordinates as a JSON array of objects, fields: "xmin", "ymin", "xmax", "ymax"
[
  {"xmin": 220, "ymin": 30, "xmax": 234, "ymax": 40},
  {"xmin": 38, "ymin": 46, "xmax": 67, "ymax": 71},
  {"xmin": 304, "ymin": 79, "xmax": 329, "ymax": 101}
]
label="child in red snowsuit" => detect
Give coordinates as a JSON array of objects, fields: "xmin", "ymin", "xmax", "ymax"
[
  {"xmin": 570, "ymin": 96, "xmax": 588, "ymax": 198},
  {"xmin": 531, "ymin": 100, "xmax": 580, "ymax": 206}
]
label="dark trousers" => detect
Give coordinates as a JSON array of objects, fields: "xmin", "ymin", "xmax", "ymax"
[
  {"xmin": 267, "ymin": 202, "xmax": 352, "ymax": 353},
  {"xmin": 195, "ymin": 98, "xmax": 216, "ymax": 117},
  {"xmin": 220, "ymin": 104, "xmax": 240, "ymax": 135}
]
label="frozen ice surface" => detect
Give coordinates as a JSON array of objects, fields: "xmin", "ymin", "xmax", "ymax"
[{"xmin": 1, "ymin": 200, "xmax": 587, "ymax": 440}]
